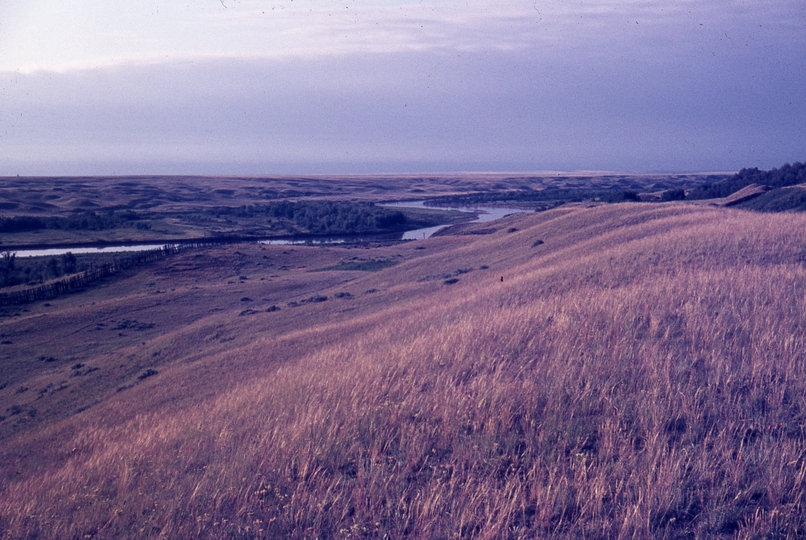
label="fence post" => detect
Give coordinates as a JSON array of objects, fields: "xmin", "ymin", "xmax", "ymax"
[{"xmin": 0, "ymin": 244, "xmax": 187, "ymax": 306}]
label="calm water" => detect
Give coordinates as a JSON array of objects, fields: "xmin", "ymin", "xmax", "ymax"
[
  {"xmin": 7, "ymin": 202, "xmax": 529, "ymax": 257},
  {"xmin": 382, "ymin": 201, "xmax": 529, "ymax": 239},
  {"xmin": 9, "ymin": 244, "xmax": 180, "ymax": 258}
]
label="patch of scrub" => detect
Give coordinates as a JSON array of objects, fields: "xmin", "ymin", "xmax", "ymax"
[{"xmin": 315, "ymin": 258, "xmax": 399, "ymax": 272}]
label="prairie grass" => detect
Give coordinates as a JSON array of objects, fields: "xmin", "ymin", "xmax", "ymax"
[{"xmin": 3, "ymin": 203, "xmax": 806, "ymax": 538}]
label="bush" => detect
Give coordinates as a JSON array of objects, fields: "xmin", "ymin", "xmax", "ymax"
[
  {"xmin": 661, "ymin": 189, "xmax": 686, "ymax": 201},
  {"xmin": 137, "ymin": 368, "xmax": 159, "ymax": 381},
  {"xmin": 0, "ymin": 251, "xmax": 80, "ymax": 288},
  {"xmin": 601, "ymin": 190, "xmax": 640, "ymax": 203}
]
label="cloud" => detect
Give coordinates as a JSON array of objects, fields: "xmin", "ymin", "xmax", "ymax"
[
  {"xmin": 6, "ymin": 0, "xmax": 801, "ymax": 73},
  {"xmin": 1, "ymin": 1, "xmax": 543, "ymax": 72},
  {"xmin": 2, "ymin": 43, "xmax": 804, "ymax": 175},
  {"xmin": 0, "ymin": 1, "xmax": 803, "ymax": 174}
]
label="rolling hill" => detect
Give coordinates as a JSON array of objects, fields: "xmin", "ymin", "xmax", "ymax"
[{"xmin": 2, "ymin": 202, "xmax": 806, "ymax": 538}]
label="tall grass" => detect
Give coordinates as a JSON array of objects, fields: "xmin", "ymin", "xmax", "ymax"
[{"xmin": 3, "ymin": 204, "xmax": 806, "ymax": 538}]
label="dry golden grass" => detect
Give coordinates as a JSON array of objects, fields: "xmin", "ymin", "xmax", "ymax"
[{"xmin": 3, "ymin": 203, "xmax": 806, "ymax": 538}]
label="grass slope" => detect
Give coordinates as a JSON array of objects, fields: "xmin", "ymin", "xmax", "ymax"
[{"xmin": 2, "ymin": 203, "xmax": 806, "ymax": 538}]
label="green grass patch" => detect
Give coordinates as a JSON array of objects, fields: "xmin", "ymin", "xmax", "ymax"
[{"xmin": 316, "ymin": 258, "xmax": 399, "ymax": 272}]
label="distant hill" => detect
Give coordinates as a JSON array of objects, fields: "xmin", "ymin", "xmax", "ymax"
[
  {"xmin": 687, "ymin": 162, "xmax": 806, "ymax": 207},
  {"xmin": 735, "ymin": 183, "xmax": 806, "ymax": 212}
]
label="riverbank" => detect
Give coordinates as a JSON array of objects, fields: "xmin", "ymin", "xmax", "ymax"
[
  {"xmin": 3, "ymin": 203, "xmax": 525, "ymax": 257},
  {"xmin": 2, "ymin": 232, "xmax": 403, "ymax": 258},
  {"xmin": 0, "ymin": 203, "xmax": 529, "ymax": 302}
]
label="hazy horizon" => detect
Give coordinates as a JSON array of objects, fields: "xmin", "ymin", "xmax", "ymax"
[
  {"xmin": 0, "ymin": 168, "xmax": 746, "ymax": 179},
  {"xmin": 2, "ymin": 0, "xmax": 804, "ymax": 176}
]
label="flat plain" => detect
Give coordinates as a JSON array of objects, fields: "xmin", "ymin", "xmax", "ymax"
[{"xmin": 2, "ymin": 174, "xmax": 805, "ymax": 538}]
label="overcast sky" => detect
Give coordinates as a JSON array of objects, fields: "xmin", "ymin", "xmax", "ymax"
[{"xmin": 1, "ymin": 0, "xmax": 804, "ymax": 175}]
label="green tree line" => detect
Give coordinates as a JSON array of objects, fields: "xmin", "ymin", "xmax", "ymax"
[
  {"xmin": 0, "ymin": 210, "xmax": 141, "ymax": 233},
  {"xmin": 429, "ymin": 187, "xmax": 640, "ymax": 206},
  {"xmin": 0, "ymin": 252, "xmax": 78, "ymax": 288},
  {"xmin": 214, "ymin": 201, "xmax": 407, "ymax": 235},
  {"xmin": 687, "ymin": 162, "xmax": 806, "ymax": 200}
]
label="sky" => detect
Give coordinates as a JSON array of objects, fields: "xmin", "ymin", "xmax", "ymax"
[{"xmin": 0, "ymin": 0, "xmax": 804, "ymax": 175}]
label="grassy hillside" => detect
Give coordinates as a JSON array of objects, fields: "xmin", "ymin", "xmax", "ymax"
[
  {"xmin": 2, "ymin": 203, "xmax": 806, "ymax": 538},
  {"xmin": 687, "ymin": 162, "xmax": 806, "ymax": 211}
]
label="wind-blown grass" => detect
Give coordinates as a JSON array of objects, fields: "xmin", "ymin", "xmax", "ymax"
[{"xmin": 3, "ymin": 203, "xmax": 806, "ymax": 538}]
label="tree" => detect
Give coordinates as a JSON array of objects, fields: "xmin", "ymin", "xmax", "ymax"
[
  {"xmin": 1, "ymin": 251, "xmax": 17, "ymax": 286},
  {"xmin": 61, "ymin": 252, "xmax": 77, "ymax": 274}
]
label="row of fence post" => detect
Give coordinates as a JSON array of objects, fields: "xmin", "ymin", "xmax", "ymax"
[{"xmin": 0, "ymin": 244, "xmax": 190, "ymax": 306}]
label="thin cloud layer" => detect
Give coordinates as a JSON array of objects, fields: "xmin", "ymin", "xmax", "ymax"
[
  {"xmin": 0, "ymin": 0, "xmax": 804, "ymax": 174},
  {"xmin": 5, "ymin": 0, "xmax": 801, "ymax": 72},
  {"xmin": 2, "ymin": 1, "xmax": 546, "ymax": 71}
]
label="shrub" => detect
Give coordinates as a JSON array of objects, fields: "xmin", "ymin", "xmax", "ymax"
[
  {"xmin": 137, "ymin": 369, "xmax": 159, "ymax": 381},
  {"xmin": 661, "ymin": 188, "xmax": 686, "ymax": 201}
]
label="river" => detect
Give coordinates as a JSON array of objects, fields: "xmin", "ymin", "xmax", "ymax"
[
  {"xmin": 6, "ymin": 203, "xmax": 529, "ymax": 258},
  {"xmin": 382, "ymin": 201, "xmax": 529, "ymax": 240}
]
